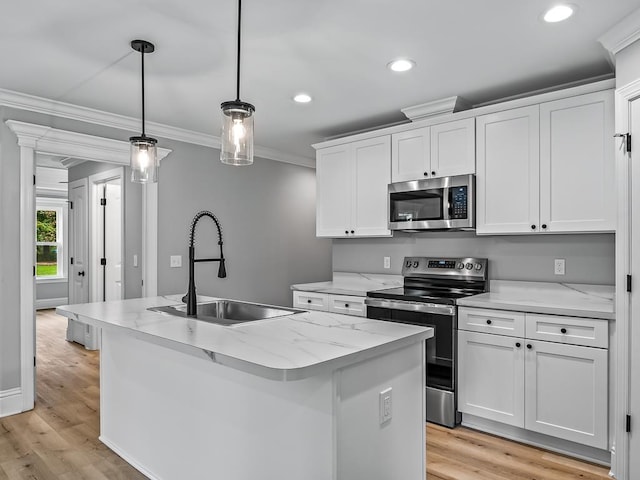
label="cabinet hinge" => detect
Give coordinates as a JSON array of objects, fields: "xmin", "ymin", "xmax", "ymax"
[
  {"xmin": 627, "ymin": 275, "xmax": 632, "ymax": 293},
  {"xmin": 627, "ymin": 414, "xmax": 632, "ymax": 433},
  {"xmin": 615, "ymin": 133, "xmax": 631, "ymax": 153},
  {"xmin": 100, "ymin": 198, "xmax": 106, "ymax": 206},
  {"xmin": 100, "ymin": 258, "xmax": 106, "ymax": 266}
]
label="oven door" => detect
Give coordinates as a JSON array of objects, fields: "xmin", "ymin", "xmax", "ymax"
[{"xmin": 365, "ymin": 299, "xmax": 455, "ymax": 391}]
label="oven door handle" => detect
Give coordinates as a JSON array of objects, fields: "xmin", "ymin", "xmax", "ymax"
[{"xmin": 365, "ymin": 298, "xmax": 455, "ymax": 316}]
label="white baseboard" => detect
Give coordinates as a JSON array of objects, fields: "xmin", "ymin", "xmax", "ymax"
[
  {"xmin": 99, "ymin": 435, "xmax": 160, "ymax": 480},
  {"xmin": 36, "ymin": 297, "xmax": 68, "ymax": 310},
  {"xmin": 0, "ymin": 388, "xmax": 23, "ymax": 418}
]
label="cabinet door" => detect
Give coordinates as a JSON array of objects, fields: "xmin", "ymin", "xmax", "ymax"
[
  {"xmin": 430, "ymin": 118, "xmax": 475, "ymax": 177},
  {"xmin": 352, "ymin": 136, "xmax": 392, "ymax": 237},
  {"xmin": 316, "ymin": 144, "xmax": 353, "ymax": 237},
  {"xmin": 476, "ymin": 106, "xmax": 540, "ymax": 234},
  {"xmin": 539, "ymin": 90, "xmax": 615, "ymax": 233},
  {"xmin": 391, "ymin": 127, "xmax": 430, "ymax": 182},
  {"xmin": 524, "ymin": 340, "xmax": 608, "ymax": 449},
  {"xmin": 458, "ymin": 330, "xmax": 525, "ymax": 427}
]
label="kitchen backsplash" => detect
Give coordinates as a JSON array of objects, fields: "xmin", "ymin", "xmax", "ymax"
[{"xmin": 333, "ymin": 232, "xmax": 614, "ymax": 285}]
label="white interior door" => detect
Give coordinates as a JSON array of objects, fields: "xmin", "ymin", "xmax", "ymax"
[
  {"xmin": 629, "ymin": 97, "xmax": 640, "ymax": 479},
  {"xmin": 104, "ymin": 180, "xmax": 122, "ymax": 301},
  {"xmin": 68, "ymin": 179, "xmax": 89, "ymax": 304}
]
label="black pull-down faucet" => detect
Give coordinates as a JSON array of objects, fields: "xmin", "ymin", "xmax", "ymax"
[{"xmin": 182, "ymin": 210, "xmax": 226, "ymax": 316}]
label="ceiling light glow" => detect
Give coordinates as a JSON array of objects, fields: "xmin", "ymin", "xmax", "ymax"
[
  {"xmin": 388, "ymin": 59, "xmax": 415, "ymax": 72},
  {"xmin": 543, "ymin": 4, "xmax": 574, "ymax": 23},
  {"xmin": 293, "ymin": 93, "xmax": 312, "ymax": 103}
]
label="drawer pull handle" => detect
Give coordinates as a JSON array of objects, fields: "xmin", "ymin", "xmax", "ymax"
[
  {"xmin": 345, "ymin": 304, "xmax": 350, "ymax": 308},
  {"xmin": 561, "ymin": 328, "xmax": 567, "ymax": 334},
  {"xmin": 486, "ymin": 319, "xmax": 492, "ymax": 325},
  {"xmin": 515, "ymin": 342, "xmax": 521, "ymax": 348},
  {"xmin": 307, "ymin": 299, "xmax": 312, "ymax": 304},
  {"xmin": 527, "ymin": 344, "xmax": 532, "ymax": 349}
]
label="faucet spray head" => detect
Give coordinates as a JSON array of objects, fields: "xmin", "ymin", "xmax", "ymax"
[{"xmin": 218, "ymin": 258, "xmax": 227, "ymax": 278}]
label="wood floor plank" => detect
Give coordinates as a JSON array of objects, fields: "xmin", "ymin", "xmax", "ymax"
[{"xmin": 0, "ymin": 310, "xmax": 614, "ymax": 479}]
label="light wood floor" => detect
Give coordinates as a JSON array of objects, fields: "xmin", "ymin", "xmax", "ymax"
[{"xmin": 0, "ymin": 310, "xmax": 612, "ymax": 479}]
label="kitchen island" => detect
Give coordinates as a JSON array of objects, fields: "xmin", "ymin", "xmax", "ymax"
[{"xmin": 57, "ymin": 295, "xmax": 432, "ymax": 480}]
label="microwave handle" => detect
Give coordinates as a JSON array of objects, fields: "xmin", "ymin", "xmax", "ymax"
[{"xmin": 445, "ymin": 187, "xmax": 452, "ymax": 219}]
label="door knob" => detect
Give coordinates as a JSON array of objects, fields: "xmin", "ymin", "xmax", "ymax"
[{"xmin": 78, "ymin": 271, "xmax": 85, "ymax": 277}]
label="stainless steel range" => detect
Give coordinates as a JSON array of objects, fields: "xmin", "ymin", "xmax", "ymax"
[{"xmin": 365, "ymin": 256, "xmax": 488, "ymax": 428}]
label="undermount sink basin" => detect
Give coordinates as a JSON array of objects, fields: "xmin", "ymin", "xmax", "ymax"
[{"xmin": 148, "ymin": 300, "xmax": 305, "ymax": 326}]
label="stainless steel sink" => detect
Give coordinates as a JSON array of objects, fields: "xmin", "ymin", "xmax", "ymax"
[{"xmin": 148, "ymin": 300, "xmax": 305, "ymax": 326}]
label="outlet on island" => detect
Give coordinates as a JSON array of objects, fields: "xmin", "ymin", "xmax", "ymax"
[
  {"xmin": 379, "ymin": 387, "xmax": 392, "ymax": 424},
  {"xmin": 554, "ymin": 258, "xmax": 566, "ymax": 275},
  {"xmin": 384, "ymin": 256, "xmax": 391, "ymax": 269},
  {"xmin": 170, "ymin": 255, "xmax": 182, "ymax": 268}
]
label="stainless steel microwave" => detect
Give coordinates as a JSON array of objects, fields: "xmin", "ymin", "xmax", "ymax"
[{"xmin": 388, "ymin": 174, "xmax": 475, "ymax": 231}]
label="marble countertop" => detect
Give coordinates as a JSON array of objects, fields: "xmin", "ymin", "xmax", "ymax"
[
  {"xmin": 291, "ymin": 272, "xmax": 403, "ymax": 296},
  {"xmin": 457, "ymin": 280, "xmax": 615, "ymax": 320},
  {"xmin": 57, "ymin": 295, "xmax": 432, "ymax": 381}
]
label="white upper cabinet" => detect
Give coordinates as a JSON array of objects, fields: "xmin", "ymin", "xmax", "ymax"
[
  {"xmin": 430, "ymin": 118, "xmax": 476, "ymax": 178},
  {"xmin": 476, "ymin": 90, "xmax": 615, "ymax": 235},
  {"xmin": 539, "ymin": 91, "xmax": 615, "ymax": 232},
  {"xmin": 391, "ymin": 118, "xmax": 475, "ymax": 183},
  {"xmin": 316, "ymin": 136, "xmax": 391, "ymax": 238},
  {"xmin": 476, "ymin": 106, "xmax": 540, "ymax": 234}
]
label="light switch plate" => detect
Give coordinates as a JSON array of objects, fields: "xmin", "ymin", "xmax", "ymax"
[
  {"xmin": 170, "ymin": 255, "xmax": 182, "ymax": 268},
  {"xmin": 383, "ymin": 256, "xmax": 391, "ymax": 269}
]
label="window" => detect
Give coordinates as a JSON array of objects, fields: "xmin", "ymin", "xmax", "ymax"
[{"xmin": 36, "ymin": 200, "xmax": 66, "ymax": 279}]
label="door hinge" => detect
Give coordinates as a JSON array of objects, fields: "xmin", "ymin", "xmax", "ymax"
[
  {"xmin": 615, "ymin": 133, "xmax": 632, "ymax": 153},
  {"xmin": 100, "ymin": 258, "xmax": 106, "ymax": 266},
  {"xmin": 33, "ymin": 266, "xmax": 35, "ymax": 277},
  {"xmin": 627, "ymin": 275, "xmax": 632, "ymax": 293},
  {"xmin": 34, "ymin": 357, "xmax": 36, "ymax": 367},
  {"xmin": 100, "ymin": 198, "xmax": 106, "ymax": 206},
  {"xmin": 33, "ymin": 174, "xmax": 36, "ymax": 185},
  {"xmin": 70, "ymin": 257, "xmax": 74, "ymax": 265},
  {"xmin": 627, "ymin": 414, "xmax": 632, "ymax": 433},
  {"xmin": 69, "ymin": 201, "xmax": 73, "ymax": 210}
]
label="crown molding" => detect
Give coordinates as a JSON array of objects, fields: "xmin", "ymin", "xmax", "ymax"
[
  {"xmin": 5, "ymin": 120, "xmax": 172, "ymax": 164},
  {"xmin": 599, "ymin": 7, "xmax": 640, "ymax": 62},
  {"xmin": 401, "ymin": 96, "xmax": 471, "ymax": 121},
  {"xmin": 0, "ymin": 88, "xmax": 314, "ymax": 168}
]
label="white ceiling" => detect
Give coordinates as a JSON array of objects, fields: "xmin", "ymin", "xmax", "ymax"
[{"xmin": 2, "ymin": 0, "xmax": 639, "ymax": 161}]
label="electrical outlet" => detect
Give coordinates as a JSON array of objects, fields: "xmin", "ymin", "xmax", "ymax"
[
  {"xmin": 170, "ymin": 255, "xmax": 182, "ymax": 268},
  {"xmin": 383, "ymin": 256, "xmax": 391, "ymax": 269},
  {"xmin": 554, "ymin": 258, "xmax": 566, "ymax": 275},
  {"xmin": 133, "ymin": 254, "xmax": 138, "ymax": 267},
  {"xmin": 379, "ymin": 387, "xmax": 392, "ymax": 424}
]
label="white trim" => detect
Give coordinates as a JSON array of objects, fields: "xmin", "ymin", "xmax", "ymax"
[
  {"xmin": 36, "ymin": 277, "xmax": 68, "ymax": 284},
  {"xmin": 36, "ymin": 297, "xmax": 69, "ymax": 310},
  {"xmin": 5, "ymin": 120, "xmax": 165, "ymax": 413},
  {"xmin": 599, "ymin": 8, "xmax": 640, "ymax": 60},
  {"xmin": 0, "ymin": 88, "xmax": 314, "ymax": 168},
  {"xmin": 0, "ymin": 388, "xmax": 23, "ymax": 418},
  {"xmin": 401, "ymin": 96, "xmax": 471, "ymax": 121},
  {"xmin": 99, "ymin": 436, "xmax": 160, "ymax": 480},
  {"xmin": 142, "ymin": 183, "xmax": 158, "ymax": 297},
  {"xmin": 612, "ymin": 78, "xmax": 640, "ymax": 480}
]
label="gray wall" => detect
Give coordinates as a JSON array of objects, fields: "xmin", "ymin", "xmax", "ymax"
[
  {"xmin": 333, "ymin": 232, "xmax": 615, "ymax": 285},
  {"xmin": 36, "ymin": 282, "xmax": 68, "ymax": 304},
  {"xmin": 156, "ymin": 141, "xmax": 332, "ymax": 307},
  {"xmin": 68, "ymin": 161, "xmax": 143, "ymax": 299}
]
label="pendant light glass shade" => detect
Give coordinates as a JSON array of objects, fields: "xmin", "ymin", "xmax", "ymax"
[
  {"xmin": 221, "ymin": 0, "xmax": 255, "ymax": 166},
  {"xmin": 220, "ymin": 100, "xmax": 254, "ymax": 165},
  {"xmin": 130, "ymin": 135, "xmax": 158, "ymax": 183},
  {"xmin": 129, "ymin": 39, "xmax": 159, "ymax": 183}
]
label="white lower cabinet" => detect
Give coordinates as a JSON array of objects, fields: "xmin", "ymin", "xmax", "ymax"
[
  {"xmin": 293, "ymin": 291, "xmax": 366, "ymax": 317},
  {"xmin": 458, "ymin": 307, "xmax": 609, "ymax": 449}
]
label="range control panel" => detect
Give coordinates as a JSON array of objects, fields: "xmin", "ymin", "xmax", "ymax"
[{"xmin": 401, "ymin": 256, "xmax": 488, "ymax": 278}]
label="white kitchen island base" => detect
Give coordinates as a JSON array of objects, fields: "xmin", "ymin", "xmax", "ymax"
[{"xmin": 99, "ymin": 328, "xmax": 426, "ymax": 480}]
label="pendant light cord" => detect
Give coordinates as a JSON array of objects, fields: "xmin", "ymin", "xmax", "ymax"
[
  {"xmin": 141, "ymin": 47, "xmax": 146, "ymax": 136},
  {"xmin": 236, "ymin": 0, "xmax": 242, "ymax": 101}
]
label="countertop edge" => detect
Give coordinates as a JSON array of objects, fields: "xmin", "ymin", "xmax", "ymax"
[{"xmin": 456, "ymin": 298, "xmax": 615, "ymax": 321}]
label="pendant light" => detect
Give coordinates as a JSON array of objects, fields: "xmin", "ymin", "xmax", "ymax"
[
  {"xmin": 130, "ymin": 39, "xmax": 159, "ymax": 183},
  {"xmin": 220, "ymin": 0, "xmax": 255, "ymax": 165}
]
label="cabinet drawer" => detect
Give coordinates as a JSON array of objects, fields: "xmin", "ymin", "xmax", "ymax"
[
  {"xmin": 328, "ymin": 295, "xmax": 366, "ymax": 317},
  {"xmin": 293, "ymin": 291, "xmax": 329, "ymax": 311},
  {"xmin": 525, "ymin": 314, "xmax": 608, "ymax": 348},
  {"xmin": 458, "ymin": 307, "xmax": 525, "ymax": 338}
]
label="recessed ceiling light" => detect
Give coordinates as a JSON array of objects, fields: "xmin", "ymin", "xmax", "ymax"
[
  {"xmin": 293, "ymin": 93, "xmax": 312, "ymax": 103},
  {"xmin": 543, "ymin": 4, "xmax": 575, "ymax": 23},
  {"xmin": 388, "ymin": 59, "xmax": 415, "ymax": 72}
]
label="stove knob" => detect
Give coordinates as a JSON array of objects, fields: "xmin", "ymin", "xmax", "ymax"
[
  {"xmin": 465, "ymin": 263, "xmax": 473, "ymax": 270},
  {"xmin": 475, "ymin": 263, "xmax": 482, "ymax": 270},
  {"xmin": 405, "ymin": 260, "xmax": 412, "ymax": 268},
  {"xmin": 457, "ymin": 262, "xmax": 464, "ymax": 269},
  {"xmin": 413, "ymin": 261, "xmax": 419, "ymax": 268}
]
